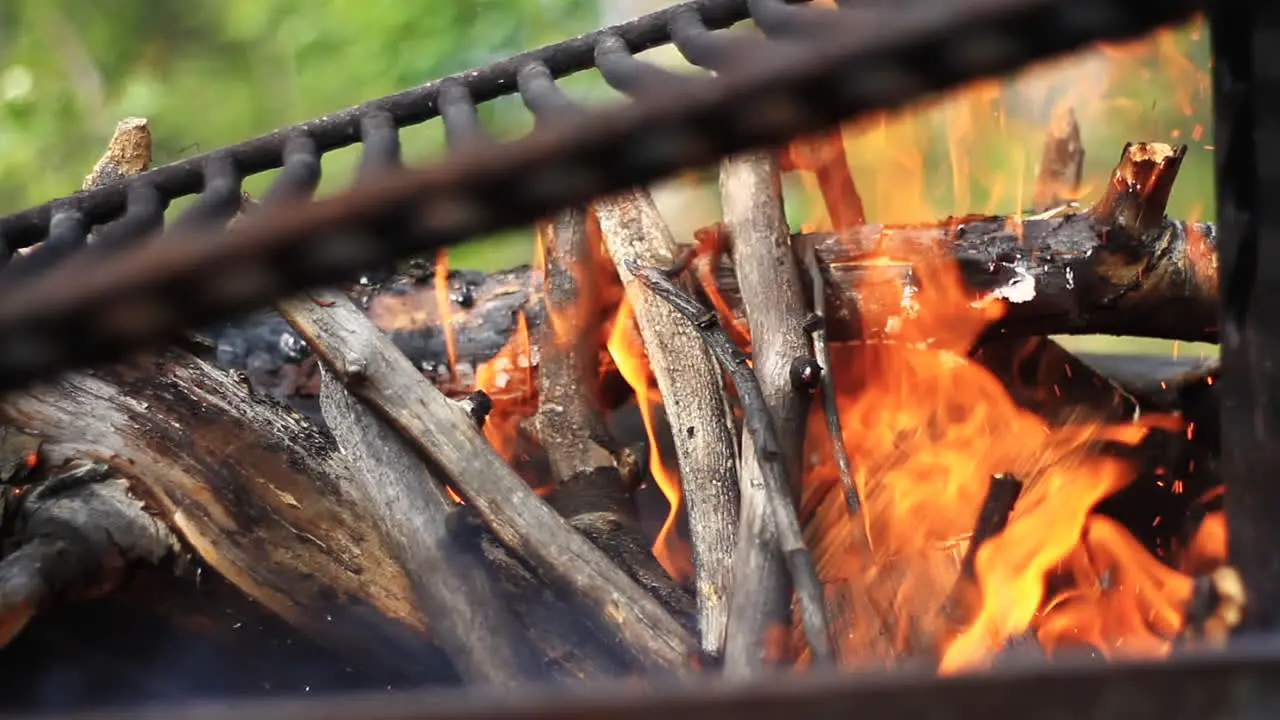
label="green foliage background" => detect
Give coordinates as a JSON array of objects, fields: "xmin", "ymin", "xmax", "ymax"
[
  {"xmin": 0, "ymin": 3, "xmax": 1216, "ymax": 357},
  {"xmin": 0, "ymin": 0, "xmax": 609, "ymax": 268}
]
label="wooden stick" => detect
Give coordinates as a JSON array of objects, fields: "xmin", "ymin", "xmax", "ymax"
[
  {"xmin": 529, "ymin": 208, "xmax": 614, "ymax": 479},
  {"xmin": 277, "ymin": 288, "xmax": 698, "ymax": 671},
  {"xmin": 715, "ymin": 151, "xmax": 831, "ymax": 673},
  {"xmin": 593, "ymin": 189, "xmax": 740, "ymax": 659},
  {"xmin": 626, "ymin": 260, "xmax": 834, "ymax": 667},
  {"xmin": 796, "ymin": 238, "xmax": 859, "ymax": 516},
  {"xmin": 528, "ymin": 207, "xmax": 696, "ymax": 626},
  {"xmin": 317, "ymin": 369, "xmax": 546, "ymax": 686}
]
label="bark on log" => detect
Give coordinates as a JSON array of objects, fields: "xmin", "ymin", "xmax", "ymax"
[
  {"xmin": 719, "ymin": 151, "xmax": 822, "ymax": 673},
  {"xmin": 278, "ymin": 288, "xmax": 698, "ymax": 672},
  {"xmin": 317, "ymin": 369, "xmax": 547, "ymax": 686},
  {"xmin": 210, "ymin": 209, "xmax": 1217, "ymax": 412},
  {"xmin": 0, "ymin": 350, "xmax": 444, "ymax": 671},
  {"xmin": 594, "ymin": 189, "xmax": 740, "ymax": 659}
]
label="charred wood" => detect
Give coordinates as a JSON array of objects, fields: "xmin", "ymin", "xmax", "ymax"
[
  {"xmin": 717, "ymin": 150, "xmax": 827, "ymax": 673},
  {"xmin": 278, "ymin": 288, "xmax": 698, "ymax": 672},
  {"xmin": 0, "ymin": 462, "xmax": 176, "ymax": 648},
  {"xmin": 594, "ymin": 189, "xmax": 739, "ymax": 659}
]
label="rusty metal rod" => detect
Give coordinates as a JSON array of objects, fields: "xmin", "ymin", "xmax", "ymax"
[
  {"xmin": 46, "ymin": 640, "xmax": 1280, "ymax": 720},
  {"xmin": 0, "ymin": 0, "xmax": 1209, "ymax": 392}
]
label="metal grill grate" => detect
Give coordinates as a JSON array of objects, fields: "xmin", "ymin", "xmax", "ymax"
[{"xmin": 0, "ymin": 0, "xmax": 1206, "ymax": 393}]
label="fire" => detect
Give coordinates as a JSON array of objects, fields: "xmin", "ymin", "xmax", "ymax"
[
  {"xmin": 785, "ymin": 16, "xmax": 1214, "ymax": 671},
  {"xmin": 407, "ymin": 14, "xmax": 1217, "ymax": 678},
  {"xmin": 606, "ymin": 296, "xmax": 693, "ymax": 581},
  {"xmin": 434, "ymin": 250, "xmax": 459, "ymax": 384},
  {"xmin": 473, "ymin": 310, "xmax": 534, "ymax": 461}
]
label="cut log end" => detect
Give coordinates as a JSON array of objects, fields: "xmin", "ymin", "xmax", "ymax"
[
  {"xmin": 1092, "ymin": 141, "xmax": 1187, "ymax": 236},
  {"xmin": 83, "ymin": 117, "xmax": 153, "ymax": 191}
]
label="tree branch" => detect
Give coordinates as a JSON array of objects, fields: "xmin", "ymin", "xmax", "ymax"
[
  {"xmin": 277, "ymin": 288, "xmax": 698, "ymax": 672},
  {"xmin": 626, "ymin": 260, "xmax": 833, "ymax": 667},
  {"xmin": 593, "ymin": 189, "xmax": 740, "ymax": 658},
  {"xmin": 317, "ymin": 369, "xmax": 546, "ymax": 686},
  {"xmin": 715, "ymin": 150, "xmax": 832, "ymax": 673}
]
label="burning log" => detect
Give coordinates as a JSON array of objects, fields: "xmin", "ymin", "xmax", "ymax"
[
  {"xmin": 757, "ymin": 142, "xmax": 1217, "ymax": 345},
  {"xmin": 716, "ymin": 150, "xmax": 831, "ymax": 672},
  {"xmin": 278, "ymin": 287, "xmax": 698, "ymax": 671},
  {"xmin": 593, "ymin": 187, "xmax": 740, "ymax": 659},
  {"xmin": 626, "ymin": 261, "xmax": 833, "ymax": 667},
  {"xmin": 211, "ymin": 141, "xmax": 1217, "ymax": 416}
]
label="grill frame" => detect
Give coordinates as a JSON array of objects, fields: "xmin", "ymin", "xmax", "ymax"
[{"xmin": 0, "ymin": 0, "xmax": 1268, "ymax": 717}]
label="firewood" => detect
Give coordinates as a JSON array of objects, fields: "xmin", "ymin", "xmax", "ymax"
[
  {"xmin": 0, "ymin": 345, "xmax": 637, "ymax": 681},
  {"xmin": 211, "ymin": 140, "xmax": 1216, "ymax": 411},
  {"xmin": 0, "ymin": 462, "xmax": 175, "ymax": 648},
  {"xmin": 0, "ymin": 350, "xmax": 441, "ymax": 666},
  {"xmin": 626, "ymin": 261, "xmax": 833, "ymax": 669},
  {"xmin": 733, "ymin": 142, "xmax": 1216, "ymax": 345},
  {"xmin": 316, "ymin": 369, "xmax": 547, "ymax": 686},
  {"xmin": 277, "ymin": 287, "xmax": 698, "ymax": 671},
  {"xmin": 525, "ymin": 207, "xmax": 697, "ymax": 627},
  {"xmin": 593, "ymin": 189, "xmax": 740, "ymax": 659},
  {"xmin": 717, "ymin": 150, "xmax": 831, "ymax": 672}
]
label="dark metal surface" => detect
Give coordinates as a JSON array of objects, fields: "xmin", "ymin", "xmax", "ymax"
[
  {"xmin": 0, "ymin": 0, "xmax": 1208, "ymax": 393},
  {"xmin": 1214, "ymin": 1, "xmax": 1280, "ymax": 631},
  {"xmin": 51, "ymin": 641, "xmax": 1280, "ymax": 720}
]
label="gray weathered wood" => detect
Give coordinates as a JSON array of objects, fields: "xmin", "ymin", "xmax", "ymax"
[
  {"xmin": 318, "ymin": 370, "xmax": 546, "ymax": 686},
  {"xmin": 594, "ymin": 189, "xmax": 740, "ymax": 658},
  {"xmin": 277, "ymin": 288, "xmax": 697, "ymax": 671},
  {"xmin": 717, "ymin": 151, "xmax": 829, "ymax": 673}
]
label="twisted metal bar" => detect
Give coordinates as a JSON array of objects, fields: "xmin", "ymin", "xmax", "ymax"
[
  {"xmin": 0, "ymin": 0, "xmax": 787, "ymax": 251},
  {"xmin": 0, "ymin": 0, "xmax": 1209, "ymax": 391}
]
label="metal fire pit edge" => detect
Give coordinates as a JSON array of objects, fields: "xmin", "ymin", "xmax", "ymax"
[{"xmin": 58, "ymin": 639, "xmax": 1280, "ymax": 720}]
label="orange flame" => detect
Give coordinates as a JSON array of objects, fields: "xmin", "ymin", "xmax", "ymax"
[
  {"xmin": 791, "ymin": 17, "xmax": 1212, "ymax": 672},
  {"xmin": 434, "ymin": 250, "xmax": 459, "ymax": 383},
  {"xmin": 606, "ymin": 297, "xmax": 693, "ymax": 581},
  {"xmin": 474, "ymin": 310, "xmax": 535, "ymax": 461}
]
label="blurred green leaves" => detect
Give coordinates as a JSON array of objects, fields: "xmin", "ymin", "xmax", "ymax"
[{"xmin": 0, "ymin": 0, "xmax": 602, "ymax": 269}]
